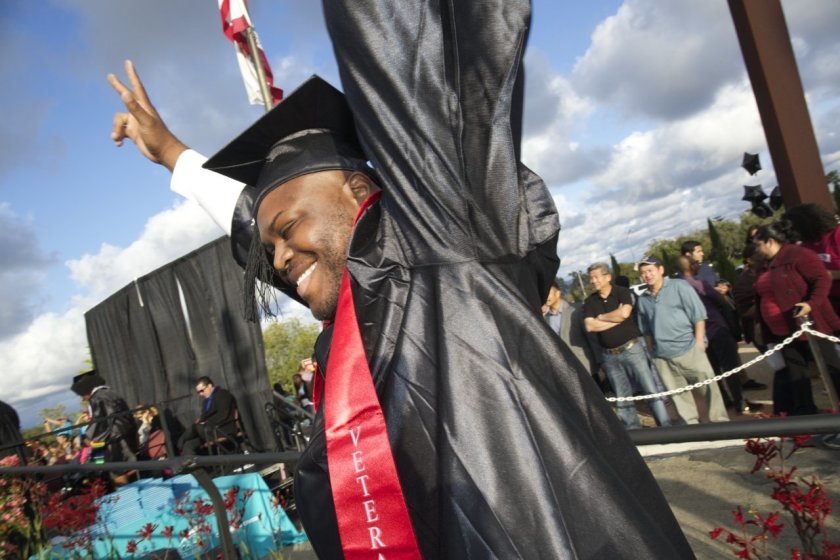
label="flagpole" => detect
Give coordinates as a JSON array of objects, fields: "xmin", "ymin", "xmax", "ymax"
[{"xmin": 244, "ymin": 26, "xmax": 273, "ymax": 111}]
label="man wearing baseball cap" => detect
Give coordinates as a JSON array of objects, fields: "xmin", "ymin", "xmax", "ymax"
[{"xmin": 635, "ymin": 256, "xmax": 730, "ymax": 424}]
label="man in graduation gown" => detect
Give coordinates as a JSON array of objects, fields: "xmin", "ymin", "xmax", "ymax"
[
  {"xmin": 108, "ymin": 1, "xmax": 694, "ymax": 557},
  {"xmin": 71, "ymin": 370, "xmax": 139, "ymax": 468}
]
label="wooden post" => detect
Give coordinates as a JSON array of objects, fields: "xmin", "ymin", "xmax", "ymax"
[{"xmin": 728, "ymin": 0, "xmax": 832, "ymax": 210}]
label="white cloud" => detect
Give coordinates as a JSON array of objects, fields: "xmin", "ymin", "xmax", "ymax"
[
  {"xmin": 592, "ymin": 80, "xmax": 766, "ymax": 202},
  {"xmin": 784, "ymin": 0, "xmax": 840, "ymax": 96},
  {"xmin": 67, "ymin": 200, "xmax": 222, "ymax": 300},
  {"xmin": 0, "ymin": 204, "xmax": 55, "ymax": 340},
  {"xmin": 522, "ymin": 51, "xmax": 606, "ymax": 185},
  {"xmin": 0, "ymin": 200, "xmax": 222, "ymax": 420},
  {"xmin": 549, "ymin": 79, "xmax": 772, "ymax": 276},
  {"xmin": 572, "ymin": 0, "xmax": 742, "ymax": 120}
]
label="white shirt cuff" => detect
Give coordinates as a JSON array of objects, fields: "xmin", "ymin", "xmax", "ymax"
[{"xmin": 170, "ymin": 149, "xmax": 245, "ymax": 236}]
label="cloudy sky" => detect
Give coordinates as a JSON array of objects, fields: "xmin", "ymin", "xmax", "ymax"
[{"xmin": 1, "ymin": 0, "xmax": 838, "ymax": 426}]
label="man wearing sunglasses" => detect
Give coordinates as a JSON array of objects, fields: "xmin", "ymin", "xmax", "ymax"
[{"xmin": 180, "ymin": 376, "xmax": 237, "ymax": 455}]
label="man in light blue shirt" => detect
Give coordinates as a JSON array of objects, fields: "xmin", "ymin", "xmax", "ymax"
[{"xmin": 636, "ymin": 256, "xmax": 729, "ymax": 424}]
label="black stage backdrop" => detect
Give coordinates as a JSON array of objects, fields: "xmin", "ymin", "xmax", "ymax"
[{"xmin": 85, "ymin": 237, "xmax": 274, "ymax": 453}]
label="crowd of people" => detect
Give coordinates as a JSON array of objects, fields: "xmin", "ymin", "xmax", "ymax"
[
  {"xmin": 7, "ymin": 358, "xmax": 319, "ymax": 478},
  {"xmin": 545, "ymin": 205, "xmax": 840, "ymax": 440}
]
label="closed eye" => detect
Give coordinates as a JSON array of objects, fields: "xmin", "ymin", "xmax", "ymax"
[{"xmin": 279, "ymin": 219, "xmax": 297, "ymax": 239}]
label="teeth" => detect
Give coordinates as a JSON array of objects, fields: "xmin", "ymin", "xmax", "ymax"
[{"xmin": 296, "ymin": 262, "xmax": 317, "ymax": 286}]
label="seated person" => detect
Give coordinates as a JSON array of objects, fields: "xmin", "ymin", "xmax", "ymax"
[
  {"xmin": 179, "ymin": 376, "xmax": 238, "ymax": 455},
  {"xmin": 135, "ymin": 406, "xmax": 160, "ymax": 447}
]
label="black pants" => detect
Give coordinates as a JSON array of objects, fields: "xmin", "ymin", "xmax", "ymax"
[
  {"xmin": 766, "ymin": 335, "xmax": 840, "ymax": 416},
  {"xmin": 178, "ymin": 423, "xmax": 219, "ymax": 456},
  {"xmin": 772, "ymin": 340, "xmax": 819, "ymax": 416},
  {"xmin": 706, "ymin": 330, "xmax": 744, "ymax": 411}
]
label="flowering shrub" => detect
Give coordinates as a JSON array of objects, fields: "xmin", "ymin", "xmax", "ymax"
[
  {"xmin": 710, "ymin": 435, "xmax": 840, "ymax": 559},
  {"xmin": 0, "ymin": 455, "xmax": 48, "ymax": 558},
  {"xmin": 1, "ymin": 456, "xmax": 286, "ymax": 560},
  {"xmin": 130, "ymin": 485, "xmax": 258, "ymax": 558},
  {"xmin": 44, "ymin": 479, "xmax": 110, "ymax": 556},
  {"xmin": 0, "ymin": 455, "xmax": 109, "ymax": 558}
]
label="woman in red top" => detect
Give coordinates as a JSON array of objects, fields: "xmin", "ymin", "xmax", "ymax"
[
  {"xmin": 782, "ymin": 203, "xmax": 840, "ymax": 314},
  {"xmin": 753, "ymin": 222, "xmax": 840, "ymax": 416}
]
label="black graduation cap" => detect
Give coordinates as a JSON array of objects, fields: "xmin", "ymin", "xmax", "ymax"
[
  {"xmin": 203, "ymin": 75, "xmax": 369, "ymax": 198},
  {"xmin": 71, "ymin": 369, "xmax": 106, "ymax": 397},
  {"xmin": 742, "ymin": 152, "xmax": 761, "ymax": 175},
  {"xmin": 742, "ymin": 184, "xmax": 767, "ymax": 203},
  {"xmin": 203, "ymin": 75, "xmax": 372, "ymax": 321},
  {"xmin": 768, "ymin": 186, "xmax": 784, "ymax": 211}
]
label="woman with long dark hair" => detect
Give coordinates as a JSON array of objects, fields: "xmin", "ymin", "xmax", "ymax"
[{"xmin": 753, "ymin": 221, "xmax": 840, "ymax": 415}]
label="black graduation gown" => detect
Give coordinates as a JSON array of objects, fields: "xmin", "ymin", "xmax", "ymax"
[
  {"xmin": 0, "ymin": 400, "xmax": 24, "ymax": 460},
  {"xmin": 87, "ymin": 387, "xmax": 139, "ymax": 463},
  {"xmin": 290, "ymin": 1, "xmax": 695, "ymax": 558}
]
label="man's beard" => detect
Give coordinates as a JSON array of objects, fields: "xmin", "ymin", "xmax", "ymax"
[{"xmin": 309, "ymin": 209, "xmax": 355, "ymax": 321}]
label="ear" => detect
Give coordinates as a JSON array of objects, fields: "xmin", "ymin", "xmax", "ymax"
[{"xmin": 344, "ymin": 172, "xmax": 379, "ymax": 205}]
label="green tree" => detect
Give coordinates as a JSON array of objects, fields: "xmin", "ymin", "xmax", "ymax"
[
  {"xmin": 21, "ymin": 425, "xmax": 45, "ymax": 441},
  {"xmin": 565, "ymin": 270, "xmax": 590, "ymax": 302},
  {"xmin": 707, "ymin": 218, "xmax": 738, "ymax": 283},
  {"xmin": 263, "ymin": 318, "xmax": 322, "ymax": 389},
  {"xmin": 645, "ymin": 210, "xmax": 779, "ymax": 275},
  {"xmin": 40, "ymin": 404, "xmax": 66, "ymax": 425},
  {"xmin": 609, "ymin": 254, "xmax": 622, "ymax": 277},
  {"xmin": 38, "ymin": 404, "xmax": 67, "ymax": 443}
]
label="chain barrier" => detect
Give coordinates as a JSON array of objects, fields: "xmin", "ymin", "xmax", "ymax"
[
  {"xmin": 800, "ymin": 324, "xmax": 840, "ymax": 345},
  {"xmin": 606, "ymin": 321, "xmax": 815, "ymax": 403}
]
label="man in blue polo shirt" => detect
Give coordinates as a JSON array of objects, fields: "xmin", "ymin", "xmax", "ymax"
[{"xmin": 636, "ymin": 256, "xmax": 729, "ymax": 424}]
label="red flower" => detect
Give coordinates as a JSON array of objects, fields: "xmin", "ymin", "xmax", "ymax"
[
  {"xmin": 136, "ymin": 522, "xmax": 158, "ymax": 541},
  {"xmin": 791, "ymin": 435, "xmax": 812, "ymax": 449},
  {"xmin": 822, "ymin": 539, "xmax": 840, "ymax": 557},
  {"xmin": 194, "ymin": 498, "xmax": 215, "ymax": 517},
  {"xmin": 224, "ymin": 486, "xmax": 239, "ymax": 511},
  {"xmin": 762, "ymin": 512, "xmax": 784, "ymax": 538},
  {"xmin": 709, "ymin": 527, "xmax": 724, "ymax": 540},
  {"xmin": 161, "ymin": 525, "xmax": 174, "ymax": 539},
  {"xmin": 733, "ymin": 506, "xmax": 745, "ymax": 526},
  {"xmin": 125, "ymin": 539, "xmax": 138, "ymax": 554}
]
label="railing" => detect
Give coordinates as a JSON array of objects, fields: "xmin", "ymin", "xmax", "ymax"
[
  {"xmin": 4, "ymin": 322, "xmax": 840, "ymax": 557},
  {"xmin": 606, "ymin": 318, "xmax": 840, "ymax": 414}
]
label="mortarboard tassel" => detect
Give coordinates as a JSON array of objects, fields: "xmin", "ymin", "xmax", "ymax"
[{"xmin": 242, "ymin": 225, "xmax": 280, "ymax": 322}]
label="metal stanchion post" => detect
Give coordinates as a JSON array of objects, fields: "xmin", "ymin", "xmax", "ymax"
[
  {"xmin": 800, "ymin": 315, "xmax": 840, "ymax": 413},
  {"xmin": 192, "ymin": 468, "xmax": 237, "ymax": 559}
]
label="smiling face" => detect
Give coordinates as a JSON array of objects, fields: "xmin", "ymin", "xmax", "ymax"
[{"xmin": 256, "ymin": 170, "xmax": 375, "ymax": 320}]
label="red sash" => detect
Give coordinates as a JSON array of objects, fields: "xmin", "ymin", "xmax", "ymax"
[{"xmin": 324, "ymin": 192, "xmax": 422, "ymax": 559}]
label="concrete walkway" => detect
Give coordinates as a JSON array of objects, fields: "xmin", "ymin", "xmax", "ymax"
[{"xmin": 642, "ymin": 343, "xmax": 840, "ymax": 558}]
